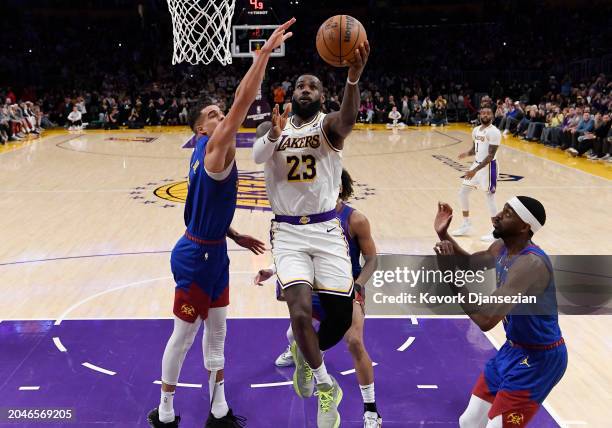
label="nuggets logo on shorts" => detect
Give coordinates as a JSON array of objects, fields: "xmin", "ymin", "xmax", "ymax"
[
  {"xmin": 180, "ymin": 303, "xmax": 195, "ymax": 317},
  {"xmin": 506, "ymin": 412, "xmax": 524, "ymax": 425}
]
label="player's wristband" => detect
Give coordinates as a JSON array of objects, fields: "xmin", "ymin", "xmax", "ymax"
[
  {"xmin": 265, "ymin": 132, "xmax": 280, "ymax": 143},
  {"xmin": 354, "ymin": 282, "xmax": 363, "ymax": 294},
  {"xmin": 347, "ymin": 76, "xmax": 360, "ymax": 86}
]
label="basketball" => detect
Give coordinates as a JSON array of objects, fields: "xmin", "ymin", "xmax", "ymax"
[{"xmin": 316, "ymin": 15, "xmax": 367, "ymax": 67}]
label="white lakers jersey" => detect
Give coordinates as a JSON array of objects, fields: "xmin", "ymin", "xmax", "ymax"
[
  {"xmin": 472, "ymin": 124, "xmax": 502, "ymax": 162},
  {"xmin": 265, "ymin": 112, "xmax": 342, "ymax": 216}
]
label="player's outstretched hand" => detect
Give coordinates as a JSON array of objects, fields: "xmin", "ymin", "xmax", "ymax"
[
  {"xmin": 260, "ymin": 17, "xmax": 296, "ymax": 54},
  {"xmin": 434, "ymin": 240, "xmax": 455, "ymax": 255},
  {"xmin": 345, "ymin": 40, "xmax": 370, "ymax": 83},
  {"xmin": 233, "ymin": 234, "xmax": 266, "ymax": 255},
  {"xmin": 434, "ymin": 202, "xmax": 453, "ymax": 237},
  {"xmin": 253, "ymin": 268, "xmax": 274, "ymax": 286},
  {"xmin": 269, "ymin": 103, "xmax": 291, "ymax": 139},
  {"xmin": 464, "ymin": 169, "xmax": 476, "ymax": 180}
]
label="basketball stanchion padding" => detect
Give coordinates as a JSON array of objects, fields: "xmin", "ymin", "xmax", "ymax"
[{"xmin": 167, "ymin": 0, "xmax": 236, "ymax": 65}]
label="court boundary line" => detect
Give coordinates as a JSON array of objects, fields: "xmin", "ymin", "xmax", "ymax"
[{"xmin": 0, "ymin": 248, "xmax": 251, "ymax": 266}]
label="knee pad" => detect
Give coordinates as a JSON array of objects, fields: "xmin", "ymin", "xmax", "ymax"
[
  {"xmin": 162, "ymin": 317, "xmax": 201, "ymax": 385},
  {"xmin": 203, "ymin": 307, "xmax": 227, "ymax": 371}
]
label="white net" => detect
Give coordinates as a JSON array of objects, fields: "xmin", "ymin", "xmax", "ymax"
[{"xmin": 167, "ymin": 0, "xmax": 236, "ymax": 66}]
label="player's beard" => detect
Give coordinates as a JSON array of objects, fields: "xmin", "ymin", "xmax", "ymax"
[
  {"xmin": 291, "ymin": 97, "xmax": 321, "ymax": 120},
  {"xmin": 481, "ymin": 116, "xmax": 492, "ymax": 125}
]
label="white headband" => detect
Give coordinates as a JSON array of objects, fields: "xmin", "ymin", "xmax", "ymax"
[{"xmin": 507, "ymin": 196, "xmax": 543, "ymax": 233}]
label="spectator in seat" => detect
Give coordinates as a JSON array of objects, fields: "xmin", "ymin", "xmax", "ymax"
[
  {"xmin": 564, "ymin": 111, "xmax": 594, "ymax": 151},
  {"xmin": 540, "ymin": 106, "xmax": 564, "ymax": 145},
  {"xmin": 409, "ymin": 104, "xmax": 428, "ymax": 126},
  {"xmin": 104, "ymin": 106, "xmax": 119, "ymax": 130},
  {"xmin": 273, "ymin": 84, "xmax": 285, "ymax": 106},
  {"xmin": 67, "ymin": 106, "xmax": 83, "ymax": 130},
  {"xmin": 375, "ymin": 95, "xmax": 387, "ymax": 123},
  {"xmin": 431, "ymin": 96, "xmax": 447, "ymax": 126},
  {"xmin": 570, "ymin": 113, "xmax": 609, "ymax": 158},
  {"xmin": 387, "ymin": 106, "xmax": 405, "ymax": 128}
]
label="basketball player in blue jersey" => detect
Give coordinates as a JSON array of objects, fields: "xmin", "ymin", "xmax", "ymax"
[
  {"xmin": 433, "ymin": 197, "xmax": 567, "ymax": 427},
  {"xmin": 146, "ymin": 18, "xmax": 296, "ymax": 428},
  {"xmin": 254, "ymin": 169, "xmax": 382, "ymax": 428}
]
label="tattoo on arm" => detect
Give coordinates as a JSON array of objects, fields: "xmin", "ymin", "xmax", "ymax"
[{"xmin": 473, "ymin": 145, "xmax": 498, "ymax": 172}]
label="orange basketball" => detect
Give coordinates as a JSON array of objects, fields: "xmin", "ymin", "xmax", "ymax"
[{"xmin": 316, "ymin": 15, "xmax": 367, "ymax": 67}]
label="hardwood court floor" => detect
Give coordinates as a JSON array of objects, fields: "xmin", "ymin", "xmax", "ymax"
[{"xmin": 1, "ymin": 124, "xmax": 610, "ymax": 426}]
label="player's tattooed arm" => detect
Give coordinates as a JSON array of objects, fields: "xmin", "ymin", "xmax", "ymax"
[
  {"xmin": 351, "ymin": 212, "xmax": 377, "ymax": 292},
  {"xmin": 323, "ymin": 41, "xmax": 370, "ymax": 149},
  {"xmin": 458, "ymin": 143, "xmax": 476, "ymax": 159},
  {"xmin": 470, "ymin": 145, "xmax": 498, "ymax": 173}
]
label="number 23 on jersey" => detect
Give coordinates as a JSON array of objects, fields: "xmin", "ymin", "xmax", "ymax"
[{"xmin": 286, "ymin": 155, "xmax": 317, "ymax": 182}]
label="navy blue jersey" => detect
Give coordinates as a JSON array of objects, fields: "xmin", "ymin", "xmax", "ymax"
[
  {"xmin": 496, "ymin": 243, "xmax": 562, "ymax": 345},
  {"xmin": 184, "ymin": 135, "xmax": 238, "ymax": 240}
]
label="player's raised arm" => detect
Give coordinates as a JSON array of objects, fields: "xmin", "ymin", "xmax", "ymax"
[
  {"xmin": 434, "ymin": 201, "xmax": 503, "ymax": 257},
  {"xmin": 204, "ymin": 18, "xmax": 295, "ymax": 172},
  {"xmin": 253, "ymin": 103, "xmax": 291, "ymax": 164},
  {"xmin": 323, "ymin": 40, "xmax": 370, "ymax": 149}
]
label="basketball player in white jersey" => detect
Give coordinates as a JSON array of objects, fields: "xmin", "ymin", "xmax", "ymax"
[
  {"xmin": 253, "ymin": 42, "xmax": 370, "ymax": 428},
  {"xmin": 452, "ymin": 106, "xmax": 502, "ymax": 242}
]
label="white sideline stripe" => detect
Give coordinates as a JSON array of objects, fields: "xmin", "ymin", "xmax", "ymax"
[
  {"xmin": 417, "ymin": 385, "xmax": 438, "ymax": 389},
  {"xmin": 341, "ymin": 362, "xmax": 378, "ymax": 376},
  {"xmin": 53, "ymin": 337, "xmax": 67, "ymax": 352},
  {"xmin": 397, "ymin": 336, "xmax": 416, "ymax": 352},
  {"xmin": 153, "ymin": 381, "xmax": 202, "ymax": 388},
  {"xmin": 250, "ymin": 380, "xmax": 293, "ymax": 388},
  {"xmin": 19, "ymin": 386, "xmax": 40, "ymax": 391},
  {"xmin": 82, "ymin": 362, "xmax": 116, "ymax": 376},
  {"xmin": 55, "ymin": 275, "xmax": 172, "ymax": 325},
  {"xmin": 561, "ymin": 422, "xmax": 587, "ymax": 426}
]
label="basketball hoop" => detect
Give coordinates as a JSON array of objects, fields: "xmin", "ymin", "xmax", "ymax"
[{"xmin": 167, "ymin": 0, "xmax": 236, "ymax": 65}]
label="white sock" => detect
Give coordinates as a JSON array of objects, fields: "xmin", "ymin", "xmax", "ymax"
[
  {"xmin": 210, "ymin": 380, "xmax": 229, "ymax": 419},
  {"xmin": 312, "ymin": 361, "xmax": 333, "ymax": 386},
  {"xmin": 463, "ymin": 217, "xmax": 471, "ymax": 225},
  {"xmin": 158, "ymin": 390, "xmax": 175, "ymax": 423},
  {"xmin": 360, "ymin": 382, "xmax": 375, "ymax": 404},
  {"xmin": 286, "ymin": 324, "xmax": 294, "ymax": 345}
]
